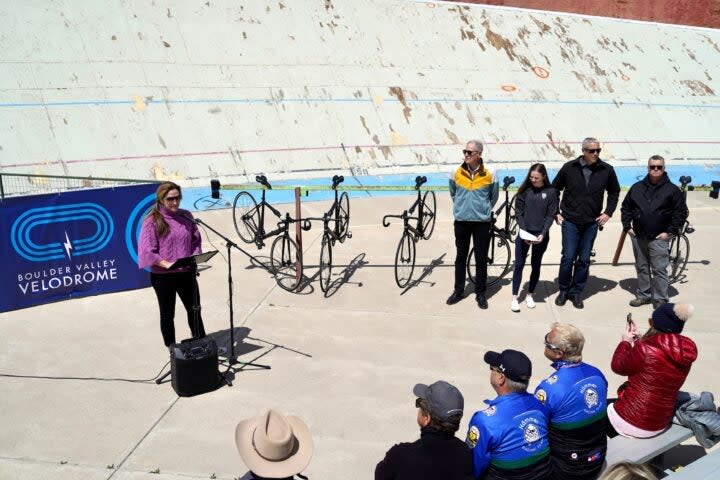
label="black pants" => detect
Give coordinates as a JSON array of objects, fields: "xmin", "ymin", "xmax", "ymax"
[
  {"xmin": 512, "ymin": 232, "xmax": 550, "ymax": 295},
  {"xmin": 151, "ymin": 271, "xmax": 206, "ymax": 347},
  {"xmin": 454, "ymin": 221, "xmax": 491, "ymax": 295}
]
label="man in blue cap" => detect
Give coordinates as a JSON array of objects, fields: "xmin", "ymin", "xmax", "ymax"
[
  {"xmin": 466, "ymin": 349, "xmax": 551, "ymax": 479},
  {"xmin": 376, "ymin": 380, "xmax": 473, "ymax": 480}
]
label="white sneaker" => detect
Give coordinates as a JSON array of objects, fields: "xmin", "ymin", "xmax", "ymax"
[
  {"xmin": 511, "ymin": 299, "xmax": 520, "ymax": 312},
  {"xmin": 526, "ymin": 296, "xmax": 536, "ymax": 309}
]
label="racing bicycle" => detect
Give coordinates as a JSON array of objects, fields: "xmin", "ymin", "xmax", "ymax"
[
  {"xmin": 467, "ymin": 175, "xmax": 516, "ymax": 288},
  {"xmin": 382, "ymin": 176, "xmax": 437, "ymax": 288},
  {"xmin": 669, "ymin": 175, "xmax": 694, "ymax": 284}
]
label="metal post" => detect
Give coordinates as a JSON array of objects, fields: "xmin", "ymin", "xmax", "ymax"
[
  {"xmin": 612, "ymin": 230, "xmax": 628, "ymax": 266},
  {"xmin": 0, "ymin": 174, "xmax": 4, "ymax": 201},
  {"xmin": 294, "ymin": 187, "xmax": 303, "ymax": 291}
]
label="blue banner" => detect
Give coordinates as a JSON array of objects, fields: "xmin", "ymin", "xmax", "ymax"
[{"xmin": 1, "ymin": 183, "xmax": 158, "ymax": 312}]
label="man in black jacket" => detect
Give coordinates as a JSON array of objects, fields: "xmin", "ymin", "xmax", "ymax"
[
  {"xmin": 375, "ymin": 380, "xmax": 473, "ymax": 480},
  {"xmin": 621, "ymin": 155, "xmax": 687, "ymax": 309},
  {"xmin": 552, "ymin": 138, "xmax": 620, "ymax": 309}
]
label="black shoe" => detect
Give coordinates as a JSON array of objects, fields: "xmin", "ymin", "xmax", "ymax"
[
  {"xmin": 476, "ymin": 295, "xmax": 488, "ymax": 309},
  {"xmin": 446, "ymin": 291, "xmax": 463, "ymax": 305},
  {"xmin": 629, "ymin": 297, "xmax": 651, "ymax": 307},
  {"xmin": 555, "ymin": 291, "xmax": 568, "ymax": 306},
  {"xmin": 570, "ymin": 295, "xmax": 584, "ymax": 309},
  {"xmin": 653, "ymin": 299, "xmax": 668, "ymax": 310}
]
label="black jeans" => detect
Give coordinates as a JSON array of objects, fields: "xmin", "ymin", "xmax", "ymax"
[
  {"xmin": 151, "ymin": 271, "xmax": 206, "ymax": 346},
  {"xmin": 454, "ymin": 221, "xmax": 491, "ymax": 295},
  {"xmin": 511, "ymin": 232, "xmax": 550, "ymax": 295}
]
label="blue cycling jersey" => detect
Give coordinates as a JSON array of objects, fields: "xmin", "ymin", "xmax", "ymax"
[
  {"xmin": 534, "ymin": 361, "xmax": 608, "ymax": 479},
  {"xmin": 466, "ymin": 392, "xmax": 550, "ymax": 479},
  {"xmin": 534, "ymin": 361, "xmax": 608, "ymax": 428}
]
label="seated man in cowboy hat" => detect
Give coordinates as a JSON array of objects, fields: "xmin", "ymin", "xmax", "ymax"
[
  {"xmin": 235, "ymin": 409, "xmax": 313, "ymax": 480},
  {"xmin": 375, "ymin": 380, "xmax": 473, "ymax": 479}
]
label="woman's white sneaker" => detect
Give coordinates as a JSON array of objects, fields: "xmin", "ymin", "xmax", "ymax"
[
  {"xmin": 526, "ymin": 296, "xmax": 536, "ymax": 309},
  {"xmin": 511, "ymin": 299, "xmax": 520, "ymax": 312}
]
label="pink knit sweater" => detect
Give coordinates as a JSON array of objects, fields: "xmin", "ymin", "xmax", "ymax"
[{"xmin": 137, "ymin": 206, "xmax": 202, "ymax": 274}]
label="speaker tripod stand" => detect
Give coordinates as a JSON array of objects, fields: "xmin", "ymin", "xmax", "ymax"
[{"xmin": 194, "ymin": 218, "xmax": 271, "ymax": 386}]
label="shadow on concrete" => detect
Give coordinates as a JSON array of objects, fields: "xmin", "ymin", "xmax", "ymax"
[
  {"xmin": 401, "ymin": 253, "xmax": 446, "ymax": 295},
  {"xmin": 618, "ymin": 277, "xmax": 680, "ymax": 299},
  {"xmin": 653, "ymin": 444, "xmax": 708, "ymax": 475},
  {"xmin": 324, "ymin": 253, "xmax": 368, "ymax": 298}
]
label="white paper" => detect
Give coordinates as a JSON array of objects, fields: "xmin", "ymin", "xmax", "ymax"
[{"xmin": 519, "ymin": 229, "xmax": 539, "ymax": 242}]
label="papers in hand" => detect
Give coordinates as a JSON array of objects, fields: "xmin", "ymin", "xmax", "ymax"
[{"xmin": 518, "ymin": 229, "xmax": 539, "ymax": 242}]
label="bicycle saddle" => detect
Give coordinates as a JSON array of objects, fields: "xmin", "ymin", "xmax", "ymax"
[
  {"xmin": 414, "ymin": 176, "xmax": 427, "ymax": 188},
  {"xmin": 503, "ymin": 176, "xmax": 515, "ymax": 188},
  {"xmin": 255, "ymin": 175, "xmax": 271, "ymax": 189},
  {"xmin": 332, "ymin": 175, "xmax": 345, "ymax": 188}
]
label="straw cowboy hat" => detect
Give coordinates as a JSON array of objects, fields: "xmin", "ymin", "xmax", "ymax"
[{"xmin": 235, "ymin": 409, "xmax": 313, "ymax": 478}]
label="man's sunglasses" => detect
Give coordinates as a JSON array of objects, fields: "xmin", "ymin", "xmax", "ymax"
[
  {"xmin": 463, "ymin": 150, "xmax": 480, "ymax": 156},
  {"xmin": 584, "ymin": 148, "xmax": 602, "ymax": 154},
  {"xmin": 544, "ymin": 333, "xmax": 562, "ymax": 351},
  {"xmin": 648, "ymin": 165, "xmax": 664, "ymax": 171}
]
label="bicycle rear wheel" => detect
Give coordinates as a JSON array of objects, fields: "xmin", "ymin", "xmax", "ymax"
[
  {"xmin": 507, "ymin": 194, "xmax": 518, "ymax": 236},
  {"xmin": 394, "ymin": 231, "xmax": 416, "ymax": 288},
  {"xmin": 420, "ymin": 190, "xmax": 437, "ymax": 240},
  {"xmin": 337, "ymin": 191, "xmax": 351, "ymax": 242},
  {"xmin": 232, "ymin": 191, "xmax": 259, "ymax": 244},
  {"xmin": 668, "ymin": 234, "xmax": 690, "ymax": 284},
  {"xmin": 467, "ymin": 233, "xmax": 512, "ymax": 287},
  {"xmin": 270, "ymin": 234, "xmax": 303, "ymax": 292},
  {"xmin": 319, "ymin": 233, "xmax": 333, "ymax": 293}
]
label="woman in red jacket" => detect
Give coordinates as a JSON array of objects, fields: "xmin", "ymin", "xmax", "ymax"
[{"xmin": 607, "ymin": 303, "xmax": 697, "ymax": 438}]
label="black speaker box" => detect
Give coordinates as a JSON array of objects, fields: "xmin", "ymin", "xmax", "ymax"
[{"xmin": 170, "ymin": 337, "xmax": 220, "ymax": 396}]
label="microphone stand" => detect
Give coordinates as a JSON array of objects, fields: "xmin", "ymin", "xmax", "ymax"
[{"xmin": 194, "ymin": 218, "xmax": 270, "ymax": 386}]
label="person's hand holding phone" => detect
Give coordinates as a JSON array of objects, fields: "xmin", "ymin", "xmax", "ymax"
[{"xmin": 622, "ymin": 313, "xmax": 638, "ymax": 343}]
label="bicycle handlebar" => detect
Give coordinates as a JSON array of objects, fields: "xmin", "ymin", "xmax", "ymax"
[{"xmin": 382, "ymin": 213, "xmax": 405, "ymax": 227}]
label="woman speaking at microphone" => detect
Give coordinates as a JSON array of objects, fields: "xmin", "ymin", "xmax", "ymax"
[{"xmin": 138, "ymin": 182, "xmax": 206, "ymax": 347}]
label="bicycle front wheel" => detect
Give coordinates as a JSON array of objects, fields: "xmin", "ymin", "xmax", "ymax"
[
  {"xmin": 319, "ymin": 233, "xmax": 333, "ymax": 293},
  {"xmin": 467, "ymin": 233, "xmax": 512, "ymax": 287},
  {"xmin": 669, "ymin": 234, "xmax": 690, "ymax": 284},
  {"xmin": 337, "ymin": 191, "xmax": 351, "ymax": 242},
  {"xmin": 394, "ymin": 231, "xmax": 416, "ymax": 288},
  {"xmin": 270, "ymin": 235, "xmax": 303, "ymax": 292},
  {"xmin": 233, "ymin": 191, "xmax": 259, "ymax": 244},
  {"xmin": 420, "ymin": 190, "xmax": 437, "ymax": 240}
]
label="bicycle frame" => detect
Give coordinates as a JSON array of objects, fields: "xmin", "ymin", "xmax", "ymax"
[
  {"xmin": 494, "ymin": 176, "xmax": 516, "ymax": 236},
  {"xmin": 382, "ymin": 176, "xmax": 429, "ymax": 241}
]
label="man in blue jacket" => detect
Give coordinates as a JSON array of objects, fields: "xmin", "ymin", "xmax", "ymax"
[
  {"xmin": 466, "ymin": 349, "xmax": 551, "ymax": 479},
  {"xmin": 447, "ymin": 139, "xmax": 499, "ymax": 309},
  {"xmin": 535, "ymin": 323, "xmax": 608, "ymax": 480}
]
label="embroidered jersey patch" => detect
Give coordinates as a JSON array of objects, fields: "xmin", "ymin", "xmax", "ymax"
[
  {"xmin": 467, "ymin": 426, "xmax": 480, "ymax": 448},
  {"xmin": 482, "ymin": 406, "xmax": 497, "ymax": 416},
  {"xmin": 584, "ymin": 388, "xmax": 599, "ymax": 409},
  {"xmin": 535, "ymin": 389, "xmax": 547, "ymax": 404},
  {"xmin": 546, "ymin": 375, "xmax": 559, "ymax": 385},
  {"xmin": 524, "ymin": 423, "xmax": 541, "ymax": 443}
]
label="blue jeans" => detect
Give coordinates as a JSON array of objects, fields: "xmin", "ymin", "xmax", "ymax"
[
  {"xmin": 558, "ymin": 220, "xmax": 599, "ymax": 296},
  {"xmin": 512, "ymin": 232, "xmax": 550, "ymax": 295}
]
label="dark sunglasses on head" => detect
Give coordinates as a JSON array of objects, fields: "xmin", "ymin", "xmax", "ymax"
[
  {"xmin": 463, "ymin": 149, "xmax": 480, "ymax": 156},
  {"xmin": 648, "ymin": 165, "xmax": 664, "ymax": 171},
  {"xmin": 415, "ymin": 398, "xmax": 423, "ymax": 408},
  {"xmin": 584, "ymin": 148, "xmax": 601, "ymax": 154}
]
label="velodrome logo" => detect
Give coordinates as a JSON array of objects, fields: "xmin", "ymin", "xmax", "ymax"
[{"xmin": 10, "ymin": 203, "xmax": 115, "ymax": 262}]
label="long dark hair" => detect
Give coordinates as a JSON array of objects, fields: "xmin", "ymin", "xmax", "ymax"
[
  {"xmin": 146, "ymin": 181, "xmax": 182, "ymax": 237},
  {"xmin": 517, "ymin": 163, "xmax": 550, "ymax": 195}
]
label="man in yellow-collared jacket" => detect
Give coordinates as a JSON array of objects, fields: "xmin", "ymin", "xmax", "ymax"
[{"xmin": 447, "ymin": 140, "xmax": 499, "ymax": 309}]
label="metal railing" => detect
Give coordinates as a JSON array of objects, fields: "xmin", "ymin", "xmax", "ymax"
[{"xmin": 0, "ymin": 172, "xmax": 156, "ymax": 200}]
